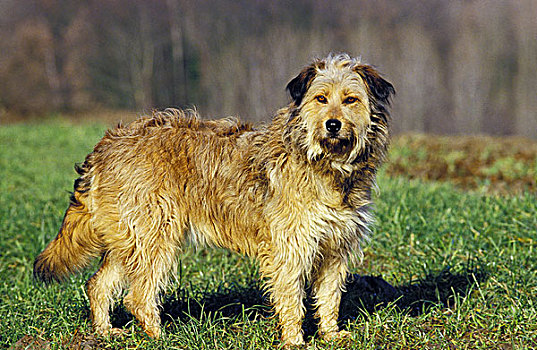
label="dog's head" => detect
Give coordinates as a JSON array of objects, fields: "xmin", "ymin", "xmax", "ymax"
[{"xmin": 286, "ymin": 54, "xmax": 394, "ymax": 169}]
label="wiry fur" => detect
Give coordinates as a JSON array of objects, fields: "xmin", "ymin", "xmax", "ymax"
[{"xmin": 34, "ymin": 53, "xmax": 394, "ymax": 346}]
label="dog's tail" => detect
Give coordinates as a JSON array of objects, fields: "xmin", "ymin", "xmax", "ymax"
[{"xmin": 34, "ymin": 160, "xmax": 103, "ymax": 283}]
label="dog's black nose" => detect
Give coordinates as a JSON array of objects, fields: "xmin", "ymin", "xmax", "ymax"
[{"xmin": 325, "ymin": 119, "xmax": 342, "ymax": 134}]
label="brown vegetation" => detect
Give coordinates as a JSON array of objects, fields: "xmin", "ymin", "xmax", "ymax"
[
  {"xmin": 9, "ymin": 331, "xmax": 102, "ymax": 350},
  {"xmin": 387, "ymin": 134, "xmax": 537, "ymax": 194}
]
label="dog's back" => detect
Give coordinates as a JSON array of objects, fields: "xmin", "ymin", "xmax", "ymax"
[
  {"xmin": 33, "ymin": 109, "xmax": 265, "ymax": 337},
  {"xmin": 34, "ymin": 109, "xmax": 256, "ymax": 283}
]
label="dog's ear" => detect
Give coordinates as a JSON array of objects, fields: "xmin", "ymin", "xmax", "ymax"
[
  {"xmin": 355, "ymin": 65, "xmax": 395, "ymax": 105},
  {"xmin": 286, "ymin": 66, "xmax": 317, "ymax": 107}
]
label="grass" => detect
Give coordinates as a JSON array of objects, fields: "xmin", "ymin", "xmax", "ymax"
[{"xmin": 1, "ymin": 120, "xmax": 536, "ymax": 349}]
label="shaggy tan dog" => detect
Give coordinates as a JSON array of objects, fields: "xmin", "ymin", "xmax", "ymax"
[{"xmin": 34, "ymin": 53, "xmax": 394, "ymax": 346}]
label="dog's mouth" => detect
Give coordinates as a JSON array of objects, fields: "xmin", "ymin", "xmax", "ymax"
[{"xmin": 319, "ymin": 133, "xmax": 355, "ymax": 155}]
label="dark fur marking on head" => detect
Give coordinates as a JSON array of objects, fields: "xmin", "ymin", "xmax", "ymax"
[
  {"xmin": 355, "ymin": 65, "xmax": 395, "ymax": 105},
  {"xmin": 286, "ymin": 66, "xmax": 317, "ymax": 107}
]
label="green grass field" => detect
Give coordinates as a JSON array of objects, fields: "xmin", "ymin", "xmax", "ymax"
[{"xmin": 1, "ymin": 121, "xmax": 536, "ymax": 349}]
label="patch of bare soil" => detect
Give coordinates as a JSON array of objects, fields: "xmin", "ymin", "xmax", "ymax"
[
  {"xmin": 9, "ymin": 335, "xmax": 50, "ymax": 350},
  {"xmin": 10, "ymin": 331, "xmax": 104, "ymax": 350}
]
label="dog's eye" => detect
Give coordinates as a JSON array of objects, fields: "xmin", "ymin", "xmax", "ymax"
[
  {"xmin": 343, "ymin": 96, "xmax": 358, "ymax": 104},
  {"xmin": 315, "ymin": 95, "xmax": 328, "ymax": 104}
]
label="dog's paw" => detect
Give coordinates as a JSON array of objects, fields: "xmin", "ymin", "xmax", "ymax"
[
  {"xmin": 142, "ymin": 325, "xmax": 162, "ymax": 339},
  {"xmin": 280, "ymin": 335, "xmax": 306, "ymax": 348},
  {"xmin": 109, "ymin": 328, "xmax": 129, "ymax": 337},
  {"xmin": 323, "ymin": 329, "xmax": 351, "ymax": 342},
  {"xmin": 94, "ymin": 326, "xmax": 128, "ymax": 338}
]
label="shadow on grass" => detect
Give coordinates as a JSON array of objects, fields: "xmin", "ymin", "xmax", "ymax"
[
  {"xmin": 110, "ymin": 264, "xmax": 487, "ymax": 336},
  {"xmin": 340, "ymin": 265, "xmax": 488, "ymax": 319}
]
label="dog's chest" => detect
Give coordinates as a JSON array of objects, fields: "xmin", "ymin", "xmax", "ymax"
[
  {"xmin": 310, "ymin": 193, "xmax": 368, "ymax": 236},
  {"xmin": 306, "ymin": 175, "xmax": 371, "ymax": 240}
]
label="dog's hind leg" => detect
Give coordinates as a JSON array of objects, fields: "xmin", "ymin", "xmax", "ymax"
[
  {"xmin": 87, "ymin": 252, "xmax": 127, "ymax": 336},
  {"xmin": 122, "ymin": 236, "xmax": 178, "ymax": 339}
]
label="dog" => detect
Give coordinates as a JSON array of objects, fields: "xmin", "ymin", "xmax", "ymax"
[{"xmin": 34, "ymin": 53, "xmax": 394, "ymax": 347}]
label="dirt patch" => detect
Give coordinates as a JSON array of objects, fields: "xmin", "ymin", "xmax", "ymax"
[
  {"xmin": 10, "ymin": 331, "xmax": 104, "ymax": 350},
  {"xmin": 9, "ymin": 335, "xmax": 51, "ymax": 350}
]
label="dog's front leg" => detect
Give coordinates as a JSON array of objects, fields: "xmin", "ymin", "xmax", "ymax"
[
  {"xmin": 259, "ymin": 242, "xmax": 310, "ymax": 347},
  {"xmin": 312, "ymin": 253, "xmax": 351, "ymax": 341}
]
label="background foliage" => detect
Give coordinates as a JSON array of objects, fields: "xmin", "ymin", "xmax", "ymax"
[{"xmin": 1, "ymin": 0, "xmax": 536, "ymax": 137}]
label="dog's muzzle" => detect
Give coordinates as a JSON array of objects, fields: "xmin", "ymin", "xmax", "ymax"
[{"xmin": 319, "ymin": 125, "xmax": 355, "ymax": 156}]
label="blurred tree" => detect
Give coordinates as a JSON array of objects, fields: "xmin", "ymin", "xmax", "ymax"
[
  {"xmin": 63, "ymin": 5, "xmax": 96, "ymax": 111},
  {"xmin": 165, "ymin": 0, "xmax": 187, "ymax": 104},
  {"xmin": 513, "ymin": 0, "xmax": 537, "ymax": 138},
  {"xmin": 0, "ymin": 19, "xmax": 60, "ymax": 114}
]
